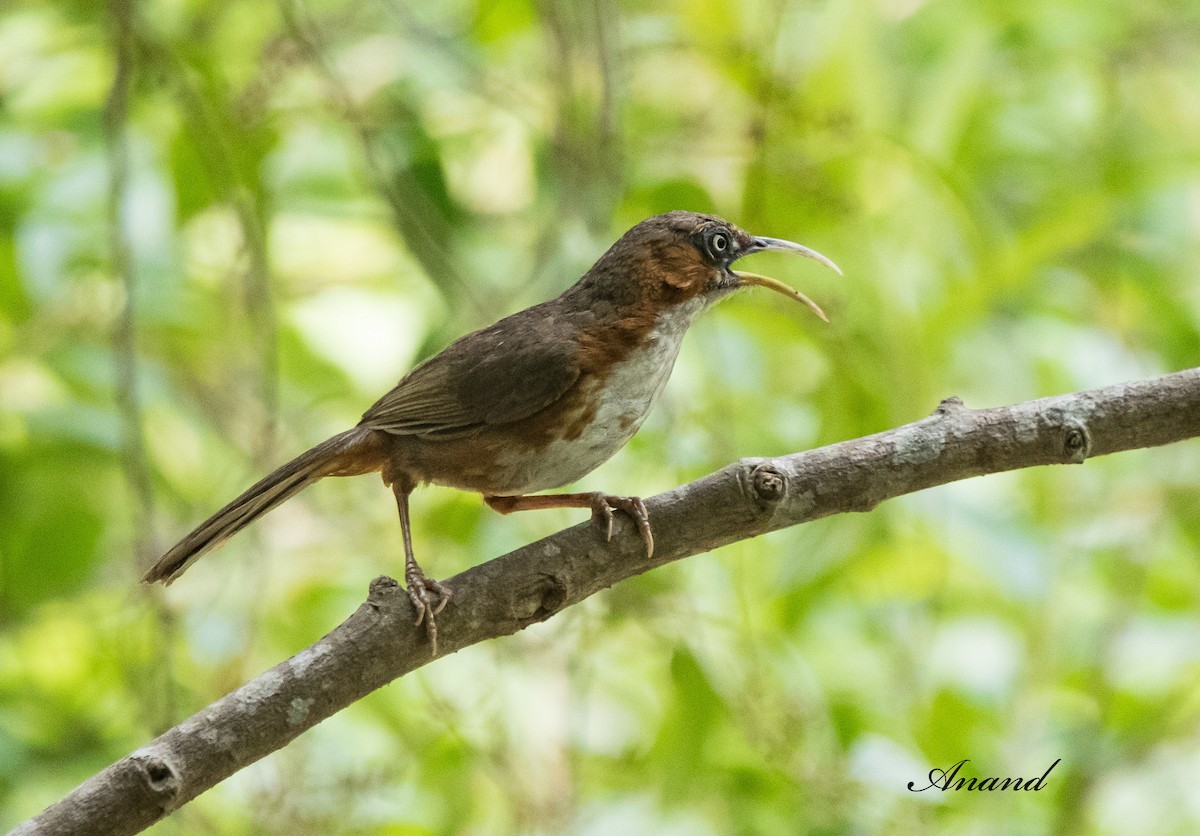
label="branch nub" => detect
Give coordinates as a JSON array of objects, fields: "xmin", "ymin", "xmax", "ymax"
[
  {"xmin": 134, "ymin": 754, "xmax": 179, "ymax": 799},
  {"xmin": 1063, "ymin": 423, "xmax": 1091, "ymax": 463},
  {"xmin": 751, "ymin": 464, "xmax": 786, "ymax": 502},
  {"xmin": 934, "ymin": 396, "xmax": 966, "ymax": 416}
]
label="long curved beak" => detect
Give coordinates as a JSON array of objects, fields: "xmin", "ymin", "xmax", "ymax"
[
  {"xmin": 733, "ymin": 236, "xmax": 841, "ymax": 323},
  {"xmin": 745, "ymin": 236, "xmax": 843, "ymax": 275}
]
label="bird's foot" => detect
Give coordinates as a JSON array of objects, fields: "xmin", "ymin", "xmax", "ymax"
[
  {"xmin": 590, "ymin": 494, "xmax": 654, "ymax": 557},
  {"xmin": 405, "ymin": 565, "xmax": 452, "ymax": 657}
]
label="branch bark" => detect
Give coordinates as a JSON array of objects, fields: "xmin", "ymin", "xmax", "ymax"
[{"xmin": 13, "ymin": 367, "xmax": 1200, "ymax": 835}]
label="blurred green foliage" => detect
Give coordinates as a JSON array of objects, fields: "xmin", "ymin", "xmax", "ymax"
[{"xmin": 2, "ymin": 0, "xmax": 1200, "ymax": 832}]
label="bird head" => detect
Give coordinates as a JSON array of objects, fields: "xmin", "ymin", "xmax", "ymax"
[{"xmin": 578, "ymin": 211, "xmax": 841, "ymax": 323}]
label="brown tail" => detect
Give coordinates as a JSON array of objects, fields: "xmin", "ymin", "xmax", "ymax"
[{"xmin": 143, "ymin": 428, "xmax": 372, "ymax": 585}]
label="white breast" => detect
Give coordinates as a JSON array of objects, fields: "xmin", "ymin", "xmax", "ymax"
[{"xmin": 496, "ymin": 296, "xmax": 707, "ymax": 495}]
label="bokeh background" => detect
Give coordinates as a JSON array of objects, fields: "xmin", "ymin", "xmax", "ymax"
[{"xmin": 3, "ymin": 0, "xmax": 1200, "ymax": 832}]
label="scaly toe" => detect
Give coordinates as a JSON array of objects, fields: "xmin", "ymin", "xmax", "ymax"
[
  {"xmin": 423, "ymin": 577, "xmax": 453, "ymax": 616},
  {"xmin": 405, "ymin": 574, "xmax": 452, "ymax": 656},
  {"xmin": 589, "ymin": 496, "xmax": 616, "ymax": 541},
  {"xmin": 590, "ymin": 494, "xmax": 653, "ymax": 556},
  {"xmin": 406, "ymin": 582, "xmax": 432, "ymax": 628},
  {"xmin": 631, "ymin": 498, "xmax": 654, "ymax": 557}
]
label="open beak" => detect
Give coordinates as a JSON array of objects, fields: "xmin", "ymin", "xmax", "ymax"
[{"xmin": 733, "ymin": 236, "xmax": 842, "ymax": 323}]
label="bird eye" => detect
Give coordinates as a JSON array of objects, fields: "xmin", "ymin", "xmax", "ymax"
[{"xmin": 710, "ymin": 233, "xmax": 729, "ymax": 255}]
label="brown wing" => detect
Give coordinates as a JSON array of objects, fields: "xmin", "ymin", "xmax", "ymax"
[{"xmin": 359, "ymin": 302, "xmax": 583, "ymax": 439}]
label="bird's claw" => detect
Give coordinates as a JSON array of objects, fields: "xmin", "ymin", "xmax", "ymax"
[
  {"xmin": 405, "ymin": 570, "xmax": 452, "ymax": 656},
  {"xmin": 589, "ymin": 494, "xmax": 654, "ymax": 557}
]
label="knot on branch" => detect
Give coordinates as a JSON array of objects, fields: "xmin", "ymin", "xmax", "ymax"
[
  {"xmin": 514, "ymin": 573, "xmax": 568, "ymax": 626},
  {"xmin": 1062, "ymin": 420, "xmax": 1092, "ymax": 463},
  {"xmin": 368, "ymin": 575, "xmax": 400, "ymax": 596},
  {"xmin": 934, "ymin": 396, "xmax": 966, "ymax": 416},
  {"xmin": 132, "ymin": 753, "xmax": 180, "ymax": 802},
  {"xmin": 367, "ymin": 576, "xmax": 400, "ymax": 612},
  {"xmin": 750, "ymin": 463, "xmax": 786, "ymax": 503}
]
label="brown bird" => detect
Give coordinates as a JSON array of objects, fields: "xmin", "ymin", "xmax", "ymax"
[{"xmin": 143, "ymin": 211, "xmax": 840, "ymax": 652}]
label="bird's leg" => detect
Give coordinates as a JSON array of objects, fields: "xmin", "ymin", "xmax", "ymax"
[
  {"xmin": 484, "ymin": 492, "xmax": 654, "ymax": 557},
  {"xmin": 392, "ymin": 484, "xmax": 452, "ymax": 655}
]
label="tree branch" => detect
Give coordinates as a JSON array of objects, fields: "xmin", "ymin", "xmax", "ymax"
[{"xmin": 14, "ymin": 367, "xmax": 1200, "ymax": 835}]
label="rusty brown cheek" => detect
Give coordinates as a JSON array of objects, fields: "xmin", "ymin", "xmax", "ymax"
[{"xmin": 648, "ymin": 241, "xmax": 715, "ymax": 293}]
